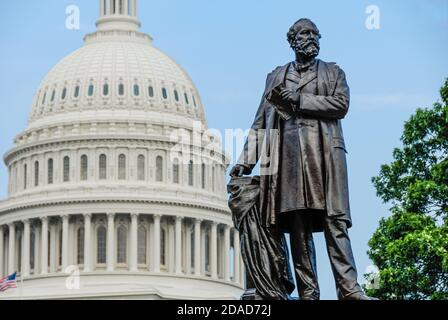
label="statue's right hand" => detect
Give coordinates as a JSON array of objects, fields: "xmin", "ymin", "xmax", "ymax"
[{"xmin": 229, "ymin": 165, "xmax": 247, "ymax": 177}]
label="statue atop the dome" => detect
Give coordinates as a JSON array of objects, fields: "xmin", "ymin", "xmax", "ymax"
[{"xmin": 229, "ymin": 18, "xmax": 377, "ymax": 300}]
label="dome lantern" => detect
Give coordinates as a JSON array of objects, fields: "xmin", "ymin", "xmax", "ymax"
[{"xmin": 96, "ymin": 0, "xmax": 141, "ymax": 32}]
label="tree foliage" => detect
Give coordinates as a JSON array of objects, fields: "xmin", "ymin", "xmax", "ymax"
[{"xmin": 365, "ymin": 79, "xmax": 448, "ymax": 300}]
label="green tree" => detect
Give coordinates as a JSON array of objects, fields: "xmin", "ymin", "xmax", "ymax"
[{"xmin": 365, "ymin": 79, "xmax": 448, "ymax": 300}]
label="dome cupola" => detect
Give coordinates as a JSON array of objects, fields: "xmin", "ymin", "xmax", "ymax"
[{"xmin": 96, "ymin": 0, "xmax": 141, "ymax": 32}]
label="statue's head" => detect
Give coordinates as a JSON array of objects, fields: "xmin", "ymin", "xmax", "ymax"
[{"xmin": 287, "ymin": 18, "xmax": 321, "ymax": 60}]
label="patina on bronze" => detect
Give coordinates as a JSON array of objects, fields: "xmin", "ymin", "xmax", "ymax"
[
  {"xmin": 230, "ymin": 18, "xmax": 376, "ymax": 300},
  {"xmin": 227, "ymin": 176, "xmax": 295, "ymax": 300}
]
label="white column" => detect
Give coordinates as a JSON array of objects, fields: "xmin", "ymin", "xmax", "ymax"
[
  {"xmin": 34, "ymin": 225, "xmax": 40, "ymax": 275},
  {"xmin": 233, "ymin": 229, "xmax": 240, "ymax": 284},
  {"xmin": 185, "ymin": 224, "xmax": 191, "ymax": 274},
  {"xmin": 83, "ymin": 214, "xmax": 92, "ymax": 272},
  {"xmin": 124, "ymin": 0, "xmax": 129, "ymax": 16},
  {"xmin": 107, "ymin": 0, "xmax": 112, "ymax": 15},
  {"xmin": 210, "ymin": 222, "xmax": 218, "ymax": 279},
  {"xmin": 130, "ymin": 213, "xmax": 138, "ymax": 272},
  {"xmin": 194, "ymin": 219, "xmax": 201, "ymax": 276},
  {"xmin": 0, "ymin": 226, "xmax": 4, "ymax": 276},
  {"xmin": 22, "ymin": 220, "xmax": 31, "ymax": 277},
  {"xmin": 100, "ymin": 0, "xmax": 105, "ymax": 16},
  {"xmin": 114, "ymin": 0, "xmax": 119, "ymax": 14},
  {"xmin": 132, "ymin": 0, "xmax": 137, "ymax": 16},
  {"xmin": 49, "ymin": 223, "xmax": 57, "ymax": 273},
  {"xmin": 41, "ymin": 217, "xmax": 48, "ymax": 275},
  {"xmin": 175, "ymin": 216, "xmax": 182, "ymax": 274},
  {"xmin": 62, "ymin": 215, "xmax": 69, "ymax": 271},
  {"xmin": 8, "ymin": 223, "xmax": 15, "ymax": 275},
  {"xmin": 67, "ymin": 220, "xmax": 74, "ymax": 266},
  {"xmin": 152, "ymin": 214, "xmax": 161, "ymax": 272},
  {"xmin": 107, "ymin": 213, "xmax": 115, "ymax": 272},
  {"xmin": 223, "ymin": 225, "xmax": 231, "ymax": 281},
  {"xmin": 168, "ymin": 223, "xmax": 175, "ymax": 273}
]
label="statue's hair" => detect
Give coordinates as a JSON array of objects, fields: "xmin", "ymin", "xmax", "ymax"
[{"xmin": 287, "ymin": 18, "xmax": 320, "ymax": 46}]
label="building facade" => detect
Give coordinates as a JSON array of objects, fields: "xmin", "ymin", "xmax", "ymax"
[{"xmin": 0, "ymin": 0, "xmax": 243, "ymax": 299}]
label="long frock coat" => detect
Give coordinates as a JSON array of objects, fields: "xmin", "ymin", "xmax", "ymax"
[{"xmin": 237, "ymin": 59, "xmax": 352, "ymax": 232}]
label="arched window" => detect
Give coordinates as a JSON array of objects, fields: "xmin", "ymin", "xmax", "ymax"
[
  {"xmin": 47, "ymin": 231, "xmax": 51, "ymax": 267},
  {"xmin": 174, "ymin": 90, "xmax": 179, "ymax": 102},
  {"xmin": 133, "ymin": 84, "xmax": 140, "ymax": 96},
  {"xmin": 190, "ymin": 231, "xmax": 195, "ymax": 270},
  {"xmin": 192, "ymin": 95, "xmax": 197, "ymax": 108},
  {"xmin": 205, "ymin": 231, "xmax": 210, "ymax": 272},
  {"xmin": 58, "ymin": 229, "xmax": 63, "ymax": 267},
  {"xmin": 61, "ymin": 87, "xmax": 67, "ymax": 100},
  {"xmin": 117, "ymin": 225, "xmax": 127, "ymax": 264},
  {"xmin": 17, "ymin": 234, "xmax": 22, "ymax": 272},
  {"xmin": 77, "ymin": 227, "xmax": 84, "ymax": 265},
  {"xmin": 42, "ymin": 92, "xmax": 47, "ymax": 105},
  {"xmin": 138, "ymin": 225, "xmax": 147, "ymax": 265},
  {"xmin": 119, "ymin": 0, "xmax": 124, "ymax": 14},
  {"xmin": 99, "ymin": 154, "xmax": 107, "ymax": 180},
  {"xmin": 30, "ymin": 231, "xmax": 35, "ymax": 271},
  {"xmin": 148, "ymin": 86, "xmax": 154, "ymax": 98},
  {"xmin": 48, "ymin": 158, "xmax": 54, "ymax": 184},
  {"xmin": 103, "ymin": 83, "xmax": 109, "ymax": 96},
  {"xmin": 201, "ymin": 163, "xmax": 206, "ymax": 189},
  {"xmin": 188, "ymin": 160, "xmax": 194, "ymax": 186},
  {"xmin": 184, "ymin": 93, "xmax": 189, "ymax": 105},
  {"xmin": 74, "ymin": 86, "xmax": 80, "ymax": 98},
  {"xmin": 172, "ymin": 158, "xmax": 179, "ymax": 184},
  {"xmin": 63, "ymin": 156, "xmax": 70, "ymax": 182},
  {"xmin": 97, "ymin": 226, "xmax": 107, "ymax": 264},
  {"xmin": 34, "ymin": 161, "xmax": 39, "ymax": 187},
  {"xmin": 160, "ymin": 228, "xmax": 166, "ymax": 267},
  {"xmin": 88, "ymin": 84, "xmax": 94, "ymax": 97},
  {"xmin": 137, "ymin": 155, "xmax": 145, "ymax": 181},
  {"xmin": 162, "ymin": 88, "xmax": 168, "ymax": 100},
  {"xmin": 23, "ymin": 164, "xmax": 27, "ymax": 189},
  {"xmin": 118, "ymin": 83, "xmax": 125, "ymax": 96},
  {"xmin": 80, "ymin": 155, "xmax": 88, "ymax": 181},
  {"xmin": 51, "ymin": 90, "xmax": 56, "ymax": 102},
  {"xmin": 112, "ymin": 0, "xmax": 116, "ymax": 14},
  {"xmin": 15, "ymin": 167, "xmax": 18, "ymax": 192},
  {"xmin": 212, "ymin": 166, "xmax": 216, "ymax": 192},
  {"xmin": 156, "ymin": 156, "xmax": 163, "ymax": 182},
  {"xmin": 118, "ymin": 154, "xmax": 126, "ymax": 180}
]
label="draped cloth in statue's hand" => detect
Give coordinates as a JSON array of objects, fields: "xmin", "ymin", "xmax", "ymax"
[{"xmin": 227, "ymin": 176, "xmax": 295, "ymax": 300}]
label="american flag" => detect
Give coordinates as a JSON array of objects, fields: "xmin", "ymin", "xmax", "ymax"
[{"xmin": 0, "ymin": 272, "xmax": 17, "ymax": 292}]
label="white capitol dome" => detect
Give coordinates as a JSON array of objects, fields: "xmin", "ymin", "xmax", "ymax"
[
  {"xmin": 28, "ymin": 28, "xmax": 207, "ymax": 130},
  {"xmin": 0, "ymin": 0, "xmax": 243, "ymax": 299}
]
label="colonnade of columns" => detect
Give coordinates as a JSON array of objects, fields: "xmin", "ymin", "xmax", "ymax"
[{"xmin": 0, "ymin": 213, "xmax": 243, "ymax": 286}]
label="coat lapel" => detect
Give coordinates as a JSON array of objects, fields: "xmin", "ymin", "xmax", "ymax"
[
  {"xmin": 297, "ymin": 71, "xmax": 317, "ymax": 91},
  {"xmin": 317, "ymin": 59, "xmax": 328, "ymax": 95}
]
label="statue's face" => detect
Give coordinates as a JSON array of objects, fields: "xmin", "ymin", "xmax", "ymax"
[{"xmin": 291, "ymin": 23, "xmax": 321, "ymax": 59}]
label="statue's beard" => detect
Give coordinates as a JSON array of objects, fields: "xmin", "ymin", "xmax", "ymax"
[{"xmin": 291, "ymin": 39, "xmax": 320, "ymax": 60}]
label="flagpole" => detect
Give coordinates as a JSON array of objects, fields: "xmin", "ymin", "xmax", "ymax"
[{"xmin": 20, "ymin": 272, "xmax": 23, "ymax": 300}]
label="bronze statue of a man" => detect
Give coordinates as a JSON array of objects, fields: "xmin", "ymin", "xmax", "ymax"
[{"xmin": 230, "ymin": 18, "xmax": 375, "ymax": 300}]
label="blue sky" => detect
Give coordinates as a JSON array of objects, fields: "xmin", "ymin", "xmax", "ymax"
[{"xmin": 0, "ymin": 0, "xmax": 447, "ymax": 299}]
